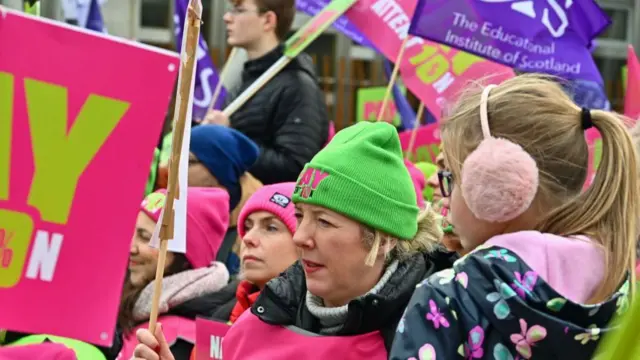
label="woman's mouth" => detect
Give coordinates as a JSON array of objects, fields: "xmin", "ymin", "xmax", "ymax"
[
  {"xmin": 243, "ymin": 255, "xmax": 261, "ymax": 263},
  {"xmin": 302, "ymin": 259, "xmax": 324, "ymax": 274}
]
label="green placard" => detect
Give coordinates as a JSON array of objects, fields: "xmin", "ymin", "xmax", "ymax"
[
  {"xmin": 622, "ymin": 65, "xmax": 628, "ymax": 93},
  {"xmin": 284, "ymin": 0, "xmax": 357, "ymax": 58},
  {"xmin": 24, "ymin": 0, "xmax": 40, "ymax": 16},
  {"xmin": 356, "ymin": 86, "xmax": 405, "ymax": 126},
  {"xmin": 593, "ymin": 285, "xmax": 638, "ymax": 359}
]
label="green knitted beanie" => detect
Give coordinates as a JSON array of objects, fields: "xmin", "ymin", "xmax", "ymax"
[{"xmin": 292, "ymin": 121, "xmax": 419, "ymax": 239}]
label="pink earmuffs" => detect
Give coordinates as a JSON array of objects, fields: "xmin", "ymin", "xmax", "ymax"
[{"xmin": 460, "ymin": 85, "xmax": 539, "ymax": 223}]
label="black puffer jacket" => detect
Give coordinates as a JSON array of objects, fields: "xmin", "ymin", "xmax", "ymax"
[
  {"xmin": 226, "ymin": 44, "xmax": 329, "ymax": 185},
  {"xmin": 250, "ymin": 250, "xmax": 457, "ymax": 352}
]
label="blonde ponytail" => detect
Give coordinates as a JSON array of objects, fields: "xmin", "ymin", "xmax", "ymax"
[{"xmin": 537, "ymin": 110, "xmax": 638, "ymax": 302}]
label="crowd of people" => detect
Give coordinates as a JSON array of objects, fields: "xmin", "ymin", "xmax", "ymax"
[{"xmin": 1, "ymin": 0, "xmax": 638, "ymax": 359}]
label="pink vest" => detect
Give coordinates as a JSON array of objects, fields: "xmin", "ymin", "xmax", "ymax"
[
  {"xmin": 116, "ymin": 315, "xmax": 196, "ymax": 360},
  {"xmin": 222, "ymin": 312, "xmax": 387, "ymax": 360}
]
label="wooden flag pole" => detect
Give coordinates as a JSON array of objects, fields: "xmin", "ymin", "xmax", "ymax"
[
  {"xmin": 405, "ymin": 103, "xmax": 425, "ymax": 159},
  {"xmin": 205, "ymin": 47, "xmax": 238, "ymax": 114},
  {"xmin": 377, "ymin": 36, "xmax": 408, "ymax": 122},
  {"xmin": 148, "ymin": 0, "xmax": 202, "ymax": 334}
]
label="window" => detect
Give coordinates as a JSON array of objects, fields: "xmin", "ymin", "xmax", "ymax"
[
  {"xmin": 141, "ymin": 0, "xmax": 171, "ymax": 28},
  {"xmin": 599, "ymin": 8, "xmax": 631, "ymax": 41},
  {"xmin": 593, "ymin": 56, "xmax": 626, "ymax": 111}
]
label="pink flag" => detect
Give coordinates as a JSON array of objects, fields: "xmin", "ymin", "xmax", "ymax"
[
  {"xmin": 0, "ymin": 10, "xmax": 178, "ymax": 346},
  {"xmin": 345, "ymin": 0, "xmax": 514, "ymax": 120},
  {"xmin": 625, "ymin": 45, "xmax": 640, "ymax": 119}
]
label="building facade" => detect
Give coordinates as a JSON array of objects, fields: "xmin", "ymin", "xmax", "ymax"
[{"xmin": 2, "ymin": 0, "xmax": 638, "ymax": 125}]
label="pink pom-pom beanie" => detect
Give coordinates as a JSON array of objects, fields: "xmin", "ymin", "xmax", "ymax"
[
  {"xmin": 140, "ymin": 187, "xmax": 230, "ymax": 268},
  {"xmin": 404, "ymin": 159, "xmax": 426, "ymax": 208},
  {"xmin": 237, "ymin": 182, "xmax": 297, "ymax": 238}
]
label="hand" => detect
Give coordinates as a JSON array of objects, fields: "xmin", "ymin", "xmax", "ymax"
[
  {"xmin": 132, "ymin": 324, "xmax": 175, "ymax": 360},
  {"xmin": 202, "ymin": 110, "xmax": 229, "ymax": 127}
]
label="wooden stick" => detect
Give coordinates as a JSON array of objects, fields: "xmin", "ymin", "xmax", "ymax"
[
  {"xmin": 222, "ymin": 56, "xmax": 291, "ymax": 117},
  {"xmin": 377, "ymin": 37, "xmax": 409, "ymax": 122},
  {"xmin": 148, "ymin": 0, "xmax": 202, "ymax": 334},
  {"xmin": 405, "ymin": 103, "xmax": 425, "ymax": 160},
  {"xmin": 206, "ymin": 47, "xmax": 238, "ymax": 114}
]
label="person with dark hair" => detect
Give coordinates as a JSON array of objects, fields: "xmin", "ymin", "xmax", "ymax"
[
  {"xmin": 203, "ymin": 0, "xmax": 329, "ymax": 185},
  {"xmin": 115, "ymin": 187, "xmax": 233, "ymax": 360}
]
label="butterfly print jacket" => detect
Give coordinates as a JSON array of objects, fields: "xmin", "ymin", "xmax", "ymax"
[{"xmin": 389, "ymin": 232, "xmax": 630, "ymax": 360}]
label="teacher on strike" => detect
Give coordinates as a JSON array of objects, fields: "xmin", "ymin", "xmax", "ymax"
[{"xmin": 133, "ymin": 122, "xmax": 456, "ymax": 359}]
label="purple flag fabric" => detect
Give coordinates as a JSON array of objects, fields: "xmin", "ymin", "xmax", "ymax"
[
  {"xmin": 85, "ymin": 0, "xmax": 106, "ymax": 32},
  {"xmin": 383, "ymin": 59, "xmax": 416, "ymax": 129},
  {"xmin": 409, "ymin": 0, "xmax": 611, "ymax": 84},
  {"xmin": 296, "ymin": 0, "xmax": 373, "ymax": 47},
  {"xmin": 174, "ymin": 0, "xmax": 225, "ymax": 121},
  {"xmin": 564, "ymin": 79, "xmax": 611, "ymax": 110}
]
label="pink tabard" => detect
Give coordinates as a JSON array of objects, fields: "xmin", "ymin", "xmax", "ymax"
[{"xmin": 222, "ymin": 311, "xmax": 387, "ymax": 360}]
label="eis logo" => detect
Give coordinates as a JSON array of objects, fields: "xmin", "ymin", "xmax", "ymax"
[
  {"xmin": 295, "ymin": 168, "xmax": 329, "ymax": 199},
  {"xmin": 477, "ymin": 0, "xmax": 573, "ymax": 37}
]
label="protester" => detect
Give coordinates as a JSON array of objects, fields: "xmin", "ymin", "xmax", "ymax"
[
  {"xmin": 135, "ymin": 122, "xmax": 455, "ymax": 360},
  {"xmin": 187, "ymin": 124, "xmax": 262, "ymax": 275},
  {"xmin": 630, "ymin": 120, "xmax": 640, "ymax": 265},
  {"xmin": 115, "ymin": 188, "xmax": 232, "ymax": 360},
  {"xmin": 390, "ymin": 75, "xmax": 637, "ymax": 359},
  {"xmin": 187, "ymin": 182, "xmax": 299, "ymax": 360},
  {"xmin": 424, "ymin": 148, "xmax": 463, "ymax": 254},
  {"xmin": 413, "ymin": 161, "xmax": 437, "ymax": 202},
  {"xmin": 203, "ymin": 0, "xmax": 329, "ymax": 185},
  {"xmin": 404, "ymin": 159, "xmax": 426, "ymax": 209},
  {"xmin": 425, "ymin": 149, "xmax": 446, "ymax": 207}
]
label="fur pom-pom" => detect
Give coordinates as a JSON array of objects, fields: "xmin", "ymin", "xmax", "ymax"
[{"xmin": 461, "ymin": 138, "xmax": 539, "ymax": 222}]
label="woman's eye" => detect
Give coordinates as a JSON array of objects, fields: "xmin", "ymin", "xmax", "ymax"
[
  {"xmin": 267, "ymin": 224, "xmax": 279, "ymax": 232},
  {"xmin": 318, "ymin": 218, "xmax": 332, "ymax": 228}
]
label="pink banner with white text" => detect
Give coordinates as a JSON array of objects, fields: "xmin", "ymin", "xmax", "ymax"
[
  {"xmin": 195, "ymin": 317, "xmax": 231, "ymax": 360},
  {"xmin": 0, "ymin": 9, "xmax": 178, "ymax": 346}
]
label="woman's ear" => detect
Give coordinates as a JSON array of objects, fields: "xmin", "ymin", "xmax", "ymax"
[{"xmin": 380, "ymin": 237, "xmax": 398, "ymax": 258}]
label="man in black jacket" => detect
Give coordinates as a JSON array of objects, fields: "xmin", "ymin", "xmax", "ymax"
[{"xmin": 204, "ymin": 0, "xmax": 329, "ymax": 185}]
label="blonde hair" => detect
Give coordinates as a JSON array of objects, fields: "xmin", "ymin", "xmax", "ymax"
[
  {"xmin": 441, "ymin": 74, "xmax": 638, "ymax": 303},
  {"xmin": 362, "ymin": 206, "xmax": 444, "ymax": 266}
]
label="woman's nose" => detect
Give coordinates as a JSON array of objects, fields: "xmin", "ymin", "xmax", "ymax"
[
  {"xmin": 292, "ymin": 223, "xmax": 314, "ymax": 249},
  {"xmin": 242, "ymin": 228, "xmax": 260, "ymax": 247},
  {"xmin": 427, "ymin": 173, "xmax": 439, "ymax": 188},
  {"xmin": 129, "ymin": 237, "xmax": 138, "ymax": 254}
]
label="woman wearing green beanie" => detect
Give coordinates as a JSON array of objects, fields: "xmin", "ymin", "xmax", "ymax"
[{"xmin": 133, "ymin": 121, "xmax": 457, "ymax": 360}]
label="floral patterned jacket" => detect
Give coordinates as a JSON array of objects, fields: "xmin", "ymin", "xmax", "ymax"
[{"xmin": 389, "ymin": 243, "xmax": 630, "ymax": 360}]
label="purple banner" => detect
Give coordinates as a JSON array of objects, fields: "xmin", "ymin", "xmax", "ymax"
[
  {"xmin": 296, "ymin": 0, "xmax": 373, "ymax": 48},
  {"xmin": 565, "ymin": 79, "xmax": 610, "ymax": 110},
  {"xmin": 409, "ymin": 0, "xmax": 611, "ymax": 84},
  {"xmin": 174, "ymin": 0, "xmax": 225, "ymax": 121}
]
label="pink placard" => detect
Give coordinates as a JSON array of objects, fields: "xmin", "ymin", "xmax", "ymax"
[
  {"xmin": 398, "ymin": 123, "xmax": 441, "ymax": 163},
  {"xmin": 0, "ymin": 10, "xmax": 178, "ymax": 346},
  {"xmin": 195, "ymin": 317, "xmax": 231, "ymax": 360},
  {"xmin": 345, "ymin": 0, "xmax": 514, "ymax": 120}
]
